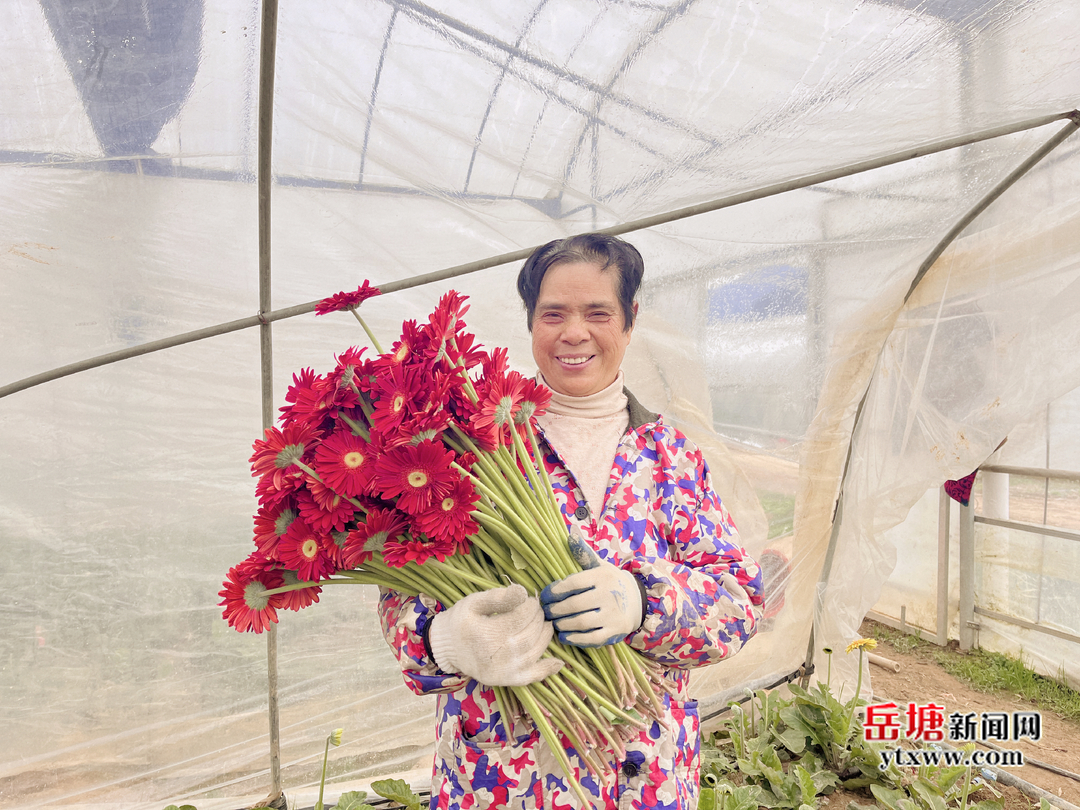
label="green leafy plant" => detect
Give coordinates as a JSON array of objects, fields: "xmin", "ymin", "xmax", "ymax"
[{"xmin": 369, "ymin": 777, "xmax": 425, "ymax": 810}]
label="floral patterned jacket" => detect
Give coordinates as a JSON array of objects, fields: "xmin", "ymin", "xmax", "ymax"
[{"xmin": 378, "ymin": 390, "xmax": 764, "ymax": 809}]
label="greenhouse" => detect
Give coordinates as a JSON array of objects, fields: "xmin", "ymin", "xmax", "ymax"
[{"xmin": 2, "ymin": 0, "xmax": 1079, "ymax": 807}]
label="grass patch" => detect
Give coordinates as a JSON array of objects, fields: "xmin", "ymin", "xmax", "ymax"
[
  {"xmin": 934, "ymin": 648, "xmax": 1080, "ymax": 722},
  {"xmin": 864, "ymin": 619, "xmax": 1080, "ymax": 723},
  {"xmin": 866, "ymin": 621, "xmax": 928, "ymax": 655},
  {"xmin": 759, "ymin": 492, "xmax": 795, "ymax": 539}
]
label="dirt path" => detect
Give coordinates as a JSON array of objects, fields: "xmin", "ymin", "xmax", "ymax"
[{"xmin": 854, "ymin": 619, "xmax": 1080, "ymax": 808}]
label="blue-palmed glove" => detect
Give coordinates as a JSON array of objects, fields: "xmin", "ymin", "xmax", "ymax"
[{"xmin": 539, "ymin": 528, "xmax": 646, "ymax": 647}]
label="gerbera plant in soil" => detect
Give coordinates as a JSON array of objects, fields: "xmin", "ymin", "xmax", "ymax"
[{"xmin": 219, "ymin": 283, "xmax": 664, "ymax": 804}]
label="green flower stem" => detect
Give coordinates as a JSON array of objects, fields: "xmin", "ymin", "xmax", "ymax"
[
  {"xmin": 427, "ymin": 557, "xmax": 501, "ymax": 591},
  {"xmin": 468, "ymin": 530, "xmax": 545, "ymax": 593},
  {"xmin": 492, "ymin": 685, "xmax": 514, "ymax": 742},
  {"xmin": 262, "ymin": 577, "xmax": 377, "ymax": 597},
  {"xmin": 546, "ymin": 652, "xmax": 646, "ymax": 729},
  {"xmin": 959, "ymin": 761, "xmax": 974, "ymax": 810},
  {"xmin": 349, "ymin": 308, "xmax": 384, "ymax": 354},
  {"xmin": 315, "ymin": 734, "xmax": 331, "ymax": 810},
  {"xmin": 514, "ymin": 687, "xmax": 591, "ymax": 808},
  {"xmin": 342, "ymin": 376, "xmax": 376, "ymax": 423},
  {"xmin": 487, "ymin": 442, "xmax": 572, "ymax": 576},
  {"xmin": 337, "ymin": 410, "xmax": 371, "ymax": 440},
  {"xmin": 617, "ymin": 643, "xmax": 665, "ymax": 718},
  {"xmin": 526, "ymin": 683, "xmax": 609, "ymax": 780},
  {"xmin": 449, "ymin": 428, "xmax": 521, "ymax": 505},
  {"xmin": 289, "ymin": 459, "xmax": 369, "ymax": 513},
  {"xmin": 510, "ymin": 425, "xmax": 567, "ymax": 544},
  {"xmin": 471, "ymin": 499, "xmax": 554, "ymax": 576},
  {"xmin": 605, "ymin": 644, "xmax": 629, "ymax": 707},
  {"xmin": 845, "ymin": 647, "xmax": 868, "ymax": 732},
  {"xmin": 542, "ymin": 673, "xmax": 611, "ymax": 750},
  {"xmin": 372, "ymin": 557, "xmax": 459, "ymax": 605},
  {"xmin": 467, "ymin": 527, "xmax": 520, "ymax": 574},
  {"xmin": 527, "ymin": 425, "xmax": 564, "ymax": 528}
]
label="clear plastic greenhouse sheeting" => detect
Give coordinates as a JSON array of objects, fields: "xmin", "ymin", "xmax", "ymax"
[{"xmin": 2, "ymin": 0, "xmax": 1080, "ymax": 806}]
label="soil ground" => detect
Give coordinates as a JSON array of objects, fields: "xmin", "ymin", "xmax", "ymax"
[{"xmin": 814, "ymin": 619, "xmax": 1080, "ymax": 810}]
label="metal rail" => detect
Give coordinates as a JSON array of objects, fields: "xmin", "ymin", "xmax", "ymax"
[
  {"xmin": 2, "ymin": 110, "xmax": 1077, "ymax": 401},
  {"xmin": 975, "ymin": 514, "xmax": 1080, "ymax": 543},
  {"xmin": 955, "ymin": 464, "xmax": 1080, "ymax": 652},
  {"xmin": 980, "ymin": 464, "xmax": 1080, "ymax": 483}
]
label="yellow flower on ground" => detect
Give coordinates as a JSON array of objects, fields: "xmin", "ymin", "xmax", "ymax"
[{"xmin": 845, "ymin": 638, "xmax": 878, "ymax": 654}]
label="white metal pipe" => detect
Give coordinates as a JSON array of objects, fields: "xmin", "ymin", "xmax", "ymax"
[
  {"xmin": 958, "ymin": 499, "xmax": 976, "ymax": 651},
  {"xmin": 937, "ymin": 487, "xmax": 951, "ymax": 646}
]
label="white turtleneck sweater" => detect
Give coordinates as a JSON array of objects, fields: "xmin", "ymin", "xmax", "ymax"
[{"xmin": 535, "ymin": 371, "xmax": 629, "ymax": 516}]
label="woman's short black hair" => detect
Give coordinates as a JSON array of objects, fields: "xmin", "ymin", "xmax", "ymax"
[{"xmin": 516, "ymin": 233, "xmax": 644, "ymax": 332}]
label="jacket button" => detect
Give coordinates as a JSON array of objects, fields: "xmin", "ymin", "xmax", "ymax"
[
  {"xmin": 621, "ymin": 761, "xmax": 639, "ymax": 778},
  {"xmin": 573, "ymin": 505, "xmax": 589, "ymax": 520}
]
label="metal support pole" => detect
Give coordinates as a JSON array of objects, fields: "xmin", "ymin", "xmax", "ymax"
[
  {"xmin": 937, "ymin": 487, "xmax": 950, "ymax": 646},
  {"xmin": 257, "ymin": 0, "xmax": 282, "ymax": 805},
  {"xmin": 958, "ymin": 497, "xmax": 977, "ymax": 651}
]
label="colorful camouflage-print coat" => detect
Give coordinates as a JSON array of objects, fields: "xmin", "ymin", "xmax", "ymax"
[{"xmin": 379, "ymin": 391, "xmax": 764, "ymax": 809}]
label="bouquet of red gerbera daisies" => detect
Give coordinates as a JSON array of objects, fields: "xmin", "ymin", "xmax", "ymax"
[{"xmin": 219, "ymin": 283, "xmax": 665, "ymax": 802}]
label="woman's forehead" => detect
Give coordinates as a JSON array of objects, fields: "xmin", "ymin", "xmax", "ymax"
[{"xmin": 536, "ymin": 261, "xmax": 620, "ymax": 307}]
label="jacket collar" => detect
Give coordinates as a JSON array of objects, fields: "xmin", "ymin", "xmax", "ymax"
[{"xmin": 624, "ymin": 387, "xmax": 659, "ymax": 430}]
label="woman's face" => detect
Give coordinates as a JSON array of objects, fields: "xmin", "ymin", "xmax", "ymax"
[{"xmin": 531, "ymin": 260, "xmax": 634, "ymax": 397}]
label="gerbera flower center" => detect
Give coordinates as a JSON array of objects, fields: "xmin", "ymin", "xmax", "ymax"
[
  {"xmin": 301, "ymin": 538, "xmax": 320, "ymax": 559},
  {"xmin": 441, "ymin": 497, "xmax": 455, "ymax": 511},
  {"xmin": 494, "ymin": 395, "xmax": 515, "ymax": 425},
  {"xmin": 392, "ymin": 394, "xmax": 406, "ymax": 412},
  {"xmin": 393, "ymin": 343, "xmax": 409, "ymax": 362},
  {"xmin": 243, "ymin": 580, "xmax": 271, "ymax": 611},
  {"xmin": 407, "ymin": 470, "xmax": 429, "ymax": 488},
  {"xmin": 343, "ymin": 451, "xmax": 365, "ymax": 468},
  {"xmin": 275, "ymin": 443, "xmax": 306, "ymax": 468}
]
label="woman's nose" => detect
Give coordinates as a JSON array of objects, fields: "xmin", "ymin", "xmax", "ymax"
[{"xmin": 561, "ymin": 318, "xmax": 589, "ymax": 343}]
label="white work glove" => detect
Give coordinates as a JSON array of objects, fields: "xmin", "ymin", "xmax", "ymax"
[
  {"xmin": 427, "ymin": 583, "xmax": 563, "ymax": 687},
  {"xmin": 540, "ymin": 529, "xmax": 645, "ymax": 648}
]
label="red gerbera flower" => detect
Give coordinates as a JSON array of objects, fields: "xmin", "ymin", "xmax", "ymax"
[
  {"xmin": 278, "ymin": 520, "xmax": 336, "ymax": 582},
  {"xmin": 340, "ymin": 506, "xmax": 410, "ymax": 568},
  {"xmin": 253, "ymin": 501, "xmax": 300, "ymax": 559},
  {"xmin": 445, "ymin": 329, "xmax": 488, "ymax": 371},
  {"xmin": 370, "ymin": 439, "xmax": 457, "ymax": 514},
  {"xmin": 368, "ymin": 363, "xmax": 427, "ymax": 436},
  {"xmin": 471, "ymin": 371, "xmax": 526, "ymax": 447},
  {"xmin": 219, "ymin": 556, "xmax": 286, "ymax": 633},
  {"xmin": 320, "ymin": 347, "xmax": 370, "ymax": 412},
  {"xmin": 376, "ymin": 407, "xmax": 451, "ymax": 451},
  {"xmin": 382, "ymin": 533, "xmax": 458, "ymax": 567},
  {"xmin": 483, "ymin": 346, "xmax": 509, "ymax": 376},
  {"xmin": 410, "ymin": 476, "xmax": 480, "ymax": 543},
  {"xmin": 371, "ymin": 319, "xmax": 429, "ymax": 374},
  {"xmin": 513, "ymin": 376, "xmax": 552, "ymax": 438},
  {"xmin": 250, "ymin": 423, "xmax": 321, "ymax": 488},
  {"xmin": 296, "ymin": 484, "xmax": 358, "ymax": 533},
  {"xmin": 255, "ymin": 470, "xmax": 303, "ymax": 508},
  {"xmin": 313, "ymin": 431, "xmax": 374, "ymax": 498},
  {"xmin": 315, "ymin": 280, "xmax": 381, "ymax": 315},
  {"xmin": 278, "ymin": 569, "xmax": 322, "ymax": 611}
]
